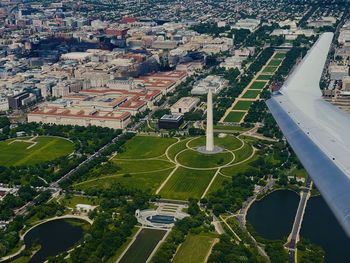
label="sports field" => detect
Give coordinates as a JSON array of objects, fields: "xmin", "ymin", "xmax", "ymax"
[
  {"xmin": 172, "ymin": 233, "xmax": 218, "ymax": 263},
  {"xmin": 224, "ymin": 111, "xmax": 246, "ymax": 122},
  {"xmin": 0, "ymin": 136, "xmax": 74, "ymax": 166},
  {"xmin": 248, "ymin": 81, "xmax": 267, "ymax": 90},
  {"xmin": 242, "ymin": 90, "xmax": 261, "ymax": 99}
]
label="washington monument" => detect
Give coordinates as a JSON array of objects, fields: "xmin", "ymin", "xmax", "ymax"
[{"xmin": 206, "ymin": 88, "xmax": 214, "ymax": 152}]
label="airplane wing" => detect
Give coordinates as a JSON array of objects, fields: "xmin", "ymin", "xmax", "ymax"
[{"xmin": 266, "ymin": 32, "xmax": 350, "ymax": 238}]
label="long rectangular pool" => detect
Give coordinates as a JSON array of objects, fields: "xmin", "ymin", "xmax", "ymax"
[{"xmin": 119, "ymin": 228, "xmax": 166, "ymax": 263}]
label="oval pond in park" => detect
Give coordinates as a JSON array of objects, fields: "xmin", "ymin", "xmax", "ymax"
[{"xmin": 24, "ymin": 219, "xmax": 86, "ymax": 263}]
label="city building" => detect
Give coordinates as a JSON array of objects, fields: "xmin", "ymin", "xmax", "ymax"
[
  {"xmin": 191, "ymin": 75, "xmax": 227, "ymax": 95},
  {"xmin": 28, "ymin": 106, "xmax": 131, "ymax": 129},
  {"xmin": 329, "ymin": 64, "xmax": 349, "ymax": 80},
  {"xmin": 158, "ymin": 114, "xmax": 184, "ymax": 129},
  {"xmin": 0, "ymin": 97, "xmax": 9, "ymax": 112},
  {"xmin": 8, "ymin": 91, "xmax": 36, "ymax": 110},
  {"xmin": 343, "ymin": 76, "xmax": 350, "ymax": 91},
  {"xmin": 233, "ymin": 18, "xmax": 260, "ymax": 32},
  {"xmin": 170, "ymin": 97, "xmax": 200, "ymax": 115}
]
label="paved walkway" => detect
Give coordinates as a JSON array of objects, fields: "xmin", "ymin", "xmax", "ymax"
[{"xmin": 286, "ymin": 179, "xmax": 313, "ymax": 263}]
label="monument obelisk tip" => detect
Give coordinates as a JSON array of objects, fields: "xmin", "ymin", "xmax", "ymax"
[{"xmin": 206, "ymin": 88, "xmax": 214, "ymax": 152}]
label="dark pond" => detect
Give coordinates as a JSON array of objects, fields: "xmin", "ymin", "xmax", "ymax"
[
  {"xmin": 24, "ymin": 219, "xmax": 84, "ymax": 263},
  {"xmin": 300, "ymin": 196, "xmax": 350, "ymax": 263},
  {"xmin": 247, "ymin": 190, "xmax": 300, "ymax": 240}
]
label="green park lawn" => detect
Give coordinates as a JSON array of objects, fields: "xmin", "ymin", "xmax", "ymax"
[
  {"xmin": 176, "ymin": 149, "xmax": 233, "ymax": 168},
  {"xmin": 224, "ymin": 111, "xmax": 246, "ymax": 123},
  {"xmin": 0, "ymin": 136, "xmax": 74, "ymax": 166},
  {"xmin": 71, "ymin": 134, "xmax": 257, "ymax": 200},
  {"xmin": 206, "ymin": 173, "xmax": 229, "ymax": 194},
  {"xmin": 232, "ymin": 142, "xmax": 254, "ymax": 163},
  {"xmin": 117, "ymin": 136, "xmax": 177, "ymax": 159},
  {"xmin": 290, "ymin": 168, "xmax": 308, "ymax": 178},
  {"xmin": 74, "ymin": 168, "xmax": 173, "ymax": 193},
  {"xmin": 256, "ymin": 74, "xmax": 272, "ymax": 81},
  {"xmin": 60, "ymin": 195, "xmax": 100, "ymax": 208},
  {"xmin": 274, "ymin": 53, "xmax": 286, "ymax": 59},
  {"xmin": 220, "ymin": 151, "xmax": 258, "ymax": 177},
  {"xmin": 188, "ymin": 135, "xmax": 242, "ymax": 151},
  {"xmin": 268, "ymin": 59, "xmax": 282, "ymax": 67},
  {"xmin": 167, "ymin": 138, "xmax": 191, "ymax": 161},
  {"xmin": 249, "ymin": 81, "xmax": 267, "ymax": 90},
  {"xmin": 172, "ymin": 233, "xmax": 218, "ymax": 263},
  {"xmin": 242, "ymin": 90, "xmax": 261, "ymax": 99},
  {"xmin": 11, "ymin": 256, "xmax": 31, "ymax": 263},
  {"xmin": 233, "ymin": 100, "xmax": 253, "ymax": 111},
  {"xmin": 112, "ymin": 159, "xmax": 174, "ymax": 174},
  {"xmin": 159, "ymin": 167, "xmax": 216, "ymax": 200},
  {"xmin": 262, "ymin": 66, "xmax": 278, "ymax": 73}
]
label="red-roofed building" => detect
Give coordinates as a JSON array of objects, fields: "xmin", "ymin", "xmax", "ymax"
[
  {"xmin": 105, "ymin": 28, "xmax": 129, "ymax": 37},
  {"xmin": 28, "ymin": 107, "xmax": 131, "ymax": 129},
  {"xmin": 121, "ymin": 16, "xmax": 137, "ymax": 24}
]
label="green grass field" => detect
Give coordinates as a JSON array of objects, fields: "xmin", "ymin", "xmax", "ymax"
[
  {"xmin": 118, "ymin": 136, "xmax": 177, "ymax": 159},
  {"xmin": 233, "ymin": 100, "xmax": 253, "ymax": 110},
  {"xmin": 242, "ymin": 90, "xmax": 261, "ymax": 99},
  {"xmin": 172, "ymin": 233, "xmax": 217, "ymax": 263},
  {"xmin": 231, "ymin": 142, "xmax": 254, "ymax": 163},
  {"xmin": 113, "ymin": 159, "xmax": 174, "ymax": 174},
  {"xmin": 72, "ymin": 135, "xmax": 257, "ymax": 200},
  {"xmin": 248, "ymin": 81, "xmax": 267, "ymax": 90},
  {"xmin": 167, "ymin": 139, "xmax": 190, "ymax": 161},
  {"xmin": 60, "ymin": 195, "xmax": 99, "ymax": 208},
  {"xmin": 74, "ymin": 168, "xmax": 173, "ymax": 193},
  {"xmin": 256, "ymin": 74, "xmax": 272, "ymax": 81},
  {"xmin": 207, "ymin": 173, "xmax": 231, "ymax": 194},
  {"xmin": 274, "ymin": 53, "xmax": 286, "ymax": 59},
  {"xmin": 10, "ymin": 256, "xmax": 31, "ymax": 263},
  {"xmin": 262, "ymin": 66, "xmax": 278, "ymax": 73},
  {"xmin": 176, "ymin": 149, "xmax": 233, "ymax": 168},
  {"xmin": 221, "ymin": 153, "xmax": 258, "ymax": 177},
  {"xmin": 289, "ymin": 168, "xmax": 308, "ymax": 178},
  {"xmin": 224, "ymin": 111, "xmax": 246, "ymax": 123},
  {"xmin": 160, "ymin": 167, "xmax": 216, "ymax": 200},
  {"xmin": 0, "ymin": 136, "xmax": 74, "ymax": 166},
  {"xmin": 268, "ymin": 59, "xmax": 282, "ymax": 67},
  {"xmin": 188, "ymin": 135, "xmax": 242, "ymax": 151}
]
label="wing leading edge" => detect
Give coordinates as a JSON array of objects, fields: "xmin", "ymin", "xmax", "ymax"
[{"xmin": 266, "ymin": 32, "xmax": 350, "ymax": 238}]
